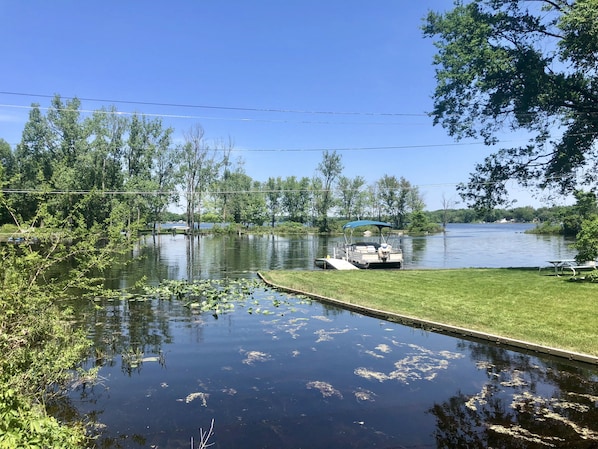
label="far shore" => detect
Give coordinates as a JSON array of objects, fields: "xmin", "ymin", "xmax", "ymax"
[{"xmin": 258, "ymin": 268, "xmax": 598, "ymax": 364}]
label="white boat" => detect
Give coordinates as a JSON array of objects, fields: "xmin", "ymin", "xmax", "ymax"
[{"xmin": 331, "ymin": 220, "xmax": 403, "ymax": 269}]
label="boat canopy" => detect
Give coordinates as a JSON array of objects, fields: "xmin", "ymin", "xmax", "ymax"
[{"xmin": 342, "ymin": 220, "xmax": 394, "ymax": 230}]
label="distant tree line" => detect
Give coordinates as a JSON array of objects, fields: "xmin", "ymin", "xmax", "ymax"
[
  {"xmin": 3, "ymin": 96, "xmax": 595, "ymax": 237},
  {"xmin": 426, "ymin": 205, "xmax": 571, "ymax": 227},
  {"xmin": 0, "ymin": 96, "xmax": 435, "ymax": 233}
]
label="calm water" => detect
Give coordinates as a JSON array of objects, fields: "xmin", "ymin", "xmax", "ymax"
[{"xmin": 68, "ymin": 224, "xmax": 598, "ymax": 448}]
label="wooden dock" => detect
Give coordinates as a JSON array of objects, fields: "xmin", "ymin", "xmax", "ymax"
[{"xmin": 314, "ymin": 257, "xmax": 359, "ymax": 270}]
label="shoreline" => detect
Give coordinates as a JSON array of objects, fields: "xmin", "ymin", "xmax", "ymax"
[{"xmin": 258, "ymin": 271, "xmax": 598, "ymax": 366}]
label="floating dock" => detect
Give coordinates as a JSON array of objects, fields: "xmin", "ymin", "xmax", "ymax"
[{"xmin": 314, "ymin": 257, "xmax": 359, "ymax": 270}]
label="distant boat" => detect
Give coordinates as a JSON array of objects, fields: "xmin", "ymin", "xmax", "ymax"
[{"xmin": 317, "ymin": 220, "xmax": 403, "ymax": 269}]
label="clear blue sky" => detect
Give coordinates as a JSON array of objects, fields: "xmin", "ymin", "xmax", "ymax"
[{"xmin": 0, "ymin": 1, "xmax": 552, "ymax": 211}]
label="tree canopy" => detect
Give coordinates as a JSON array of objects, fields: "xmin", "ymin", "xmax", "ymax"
[
  {"xmin": 2, "ymin": 95, "xmax": 430, "ymax": 231},
  {"xmin": 423, "ymin": 0, "xmax": 598, "ymax": 209}
]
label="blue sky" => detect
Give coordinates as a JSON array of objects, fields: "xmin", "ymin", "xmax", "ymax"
[{"xmin": 0, "ymin": 1, "xmax": 553, "ymax": 210}]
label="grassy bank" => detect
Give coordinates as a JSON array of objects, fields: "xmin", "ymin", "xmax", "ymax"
[{"xmin": 260, "ymin": 269, "xmax": 598, "ymax": 358}]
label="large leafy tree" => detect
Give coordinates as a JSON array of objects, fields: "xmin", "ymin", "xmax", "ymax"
[
  {"xmin": 423, "ymin": 0, "xmax": 598, "ymax": 209},
  {"xmin": 11, "ymin": 104, "xmax": 53, "ymax": 220},
  {"xmin": 337, "ymin": 175, "xmax": 366, "ymax": 220},
  {"xmin": 219, "ymin": 169, "xmax": 266, "ymax": 225},
  {"xmin": 80, "ymin": 108, "xmax": 127, "ymax": 226},
  {"xmin": 265, "ymin": 176, "xmax": 282, "ymax": 227},
  {"xmin": 281, "ymin": 176, "xmax": 311, "ymax": 223},
  {"xmin": 377, "ymin": 175, "xmax": 412, "ymax": 228},
  {"xmin": 122, "ymin": 114, "xmax": 174, "ymax": 227},
  {"xmin": 313, "ymin": 150, "xmax": 343, "ymax": 232},
  {"xmin": 46, "ymin": 96, "xmax": 91, "ymax": 221}
]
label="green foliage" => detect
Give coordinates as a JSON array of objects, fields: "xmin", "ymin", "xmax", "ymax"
[
  {"xmin": 276, "ymin": 221, "xmax": 313, "ymax": 234},
  {"xmin": 0, "ymin": 382, "xmax": 87, "ymax": 449},
  {"xmin": 377, "ymin": 175, "xmax": 409, "ymax": 228},
  {"xmin": 423, "ymin": 0, "xmax": 598, "ymax": 209},
  {"xmin": 407, "ymin": 211, "xmax": 442, "ymax": 235},
  {"xmin": 0, "ymin": 247, "xmax": 90, "ymax": 446},
  {"xmin": 144, "ymin": 278, "xmax": 271, "ymax": 317},
  {"xmin": 574, "ymin": 216, "xmax": 598, "ymax": 264},
  {"xmin": 281, "ymin": 176, "xmax": 311, "ymax": 224},
  {"xmin": 0, "ymin": 192, "xmax": 134, "ymax": 447},
  {"xmin": 5, "ymin": 95, "xmax": 178, "ymax": 231},
  {"xmin": 526, "ymin": 221, "xmax": 562, "ymax": 235},
  {"xmin": 313, "ymin": 150, "xmax": 343, "ymax": 232},
  {"xmin": 561, "ymin": 190, "xmax": 598, "ymax": 238},
  {"xmin": 337, "ymin": 175, "xmax": 367, "ymax": 220}
]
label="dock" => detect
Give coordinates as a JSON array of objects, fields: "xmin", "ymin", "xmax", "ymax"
[{"xmin": 314, "ymin": 257, "xmax": 359, "ymax": 270}]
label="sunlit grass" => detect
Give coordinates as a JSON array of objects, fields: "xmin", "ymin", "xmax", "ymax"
[{"xmin": 260, "ymin": 269, "xmax": 598, "ymax": 357}]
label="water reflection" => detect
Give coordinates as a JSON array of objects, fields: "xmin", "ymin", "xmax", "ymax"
[
  {"xmin": 70, "ymin": 282, "xmax": 598, "ymax": 448},
  {"xmin": 431, "ymin": 342, "xmax": 598, "ymax": 448},
  {"xmin": 125, "ymin": 223, "xmax": 577, "ymax": 277},
  {"xmin": 66, "ymin": 224, "xmax": 594, "ymax": 448},
  {"xmin": 408, "ymin": 236, "xmax": 428, "ymax": 265}
]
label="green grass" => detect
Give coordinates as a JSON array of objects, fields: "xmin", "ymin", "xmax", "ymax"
[{"xmin": 260, "ymin": 269, "xmax": 598, "ymax": 357}]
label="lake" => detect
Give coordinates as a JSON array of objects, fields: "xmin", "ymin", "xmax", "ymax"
[{"xmin": 68, "ymin": 223, "xmax": 598, "ymax": 448}]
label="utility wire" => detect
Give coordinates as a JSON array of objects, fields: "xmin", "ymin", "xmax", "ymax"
[
  {"xmin": 0, "ymin": 178, "xmax": 554, "ymax": 197},
  {"xmin": 0, "ymin": 103, "xmax": 429, "ymax": 127},
  {"xmin": 0, "ymin": 91, "xmax": 427, "ymax": 117}
]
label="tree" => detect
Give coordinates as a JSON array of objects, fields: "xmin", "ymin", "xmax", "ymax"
[
  {"xmin": 313, "ymin": 150, "xmax": 343, "ymax": 232},
  {"xmin": 281, "ymin": 176, "xmax": 311, "ymax": 223},
  {"xmin": 377, "ymin": 175, "xmax": 410, "ymax": 228},
  {"xmin": 0, "ymin": 139, "xmax": 15, "ymax": 182},
  {"xmin": 407, "ymin": 210, "xmax": 433, "ymax": 234},
  {"xmin": 337, "ymin": 175, "xmax": 366, "ymax": 220},
  {"xmin": 122, "ymin": 114, "xmax": 174, "ymax": 229},
  {"xmin": 180, "ymin": 131, "xmax": 230, "ymax": 230},
  {"xmin": 563, "ymin": 190, "xmax": 598, "ymax": 235},
  {"xmin": 46, "ymin": 96, "xmax": 92, "ymax": 221},
  {"xmin": 574, "ymin": 217, "xmax": 598, "ymax": 264},
  {"xmin": 423, "ymin": 0, "xmax": 598, "ymax": 210},
  {"xmin": 80, "ymin": 108, "xmax": 127, "ymax": 226},
  {"xmin": 12, "ymin": 104, "xmax": 53, "ymax": 221},
  {"xmin": 365, "ymin": 184, "xmax": 381, "ymax": 220},
  {"xmin": 265, "ymin": 176, "xmax": 282, "ymax": 227},
  {"xmin": 440, "ymin": 193, "xmax": 459, "ymax": 230},
  {"xmin": 0, "ymin": 140, "xmax": 14, "ymax": 224},
  {"xmin": 219, "ymin": 170, "xmax": 266, "ymax": 226},
  {"xmin": 85, "ymin": 107, "xmax": 126, "ymax": 193},
  {"xmin": 146, "ymin": 127, "xmax": 177, "ymax": 231}
]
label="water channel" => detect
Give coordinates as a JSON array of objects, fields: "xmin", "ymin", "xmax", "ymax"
[{"xmin": 68, "ymin": 224, "xmax": 598, "ymax": 448}]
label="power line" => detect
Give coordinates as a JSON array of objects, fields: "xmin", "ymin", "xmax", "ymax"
[
  {"xmin": 0, "ymin": 91, "xmax": 427, "ymax": 117},
  {"xmin": 0, "ymin": 103, "xmax": 430, "ymax": 127},
  {"xmin": 0, "ymin": 177, "xmax": 548, "ymax": 197}
]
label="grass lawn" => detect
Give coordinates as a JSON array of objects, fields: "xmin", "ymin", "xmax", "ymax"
[{"xmin": 259, "ymin": 269, "xmax": 598, "ymax": 358}]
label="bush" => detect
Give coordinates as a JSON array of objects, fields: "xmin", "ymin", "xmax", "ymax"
[
  {"xmin": 526, "ymin": 221, "xmax": 563, "ymax": 235},
  {"xmin": 1, "ymin": 245, "xmax": 91, "ymax": 447},
  {"xmin": 574, "ymin": 216, "xmax": 598, "ymax": 264},
  {"xmin": 0, "ymin": 223, "xmax": 19, "ymax": 234},
  {"xmin": 0, "ymin": 196, "xmax": 133, "ymax": 447}
]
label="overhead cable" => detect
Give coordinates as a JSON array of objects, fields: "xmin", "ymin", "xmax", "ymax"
[{"xmin": 0, "ymin": 90, "xmax": 427, "ymax": 117}]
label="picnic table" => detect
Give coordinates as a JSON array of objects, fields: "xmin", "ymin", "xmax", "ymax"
[
  {"xmin": 546, "ymin": 259, "xmax": 576, "ymax": 274},
  {"xmin": 545, "ymin": 259, "xmax": 597, "ymax": 276}
]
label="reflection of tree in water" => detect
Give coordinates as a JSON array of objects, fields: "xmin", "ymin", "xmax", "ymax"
[
  {"xmin": 73, "ymin": 296, "xmax": 195, "ymax": 376},
  {"xmin": 430, "ymin": 342, "xmax": 598, "ymax": 448},
  {"xmin": 409, "ymin": 236, "xmax": 427, "ymax": 264}
]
